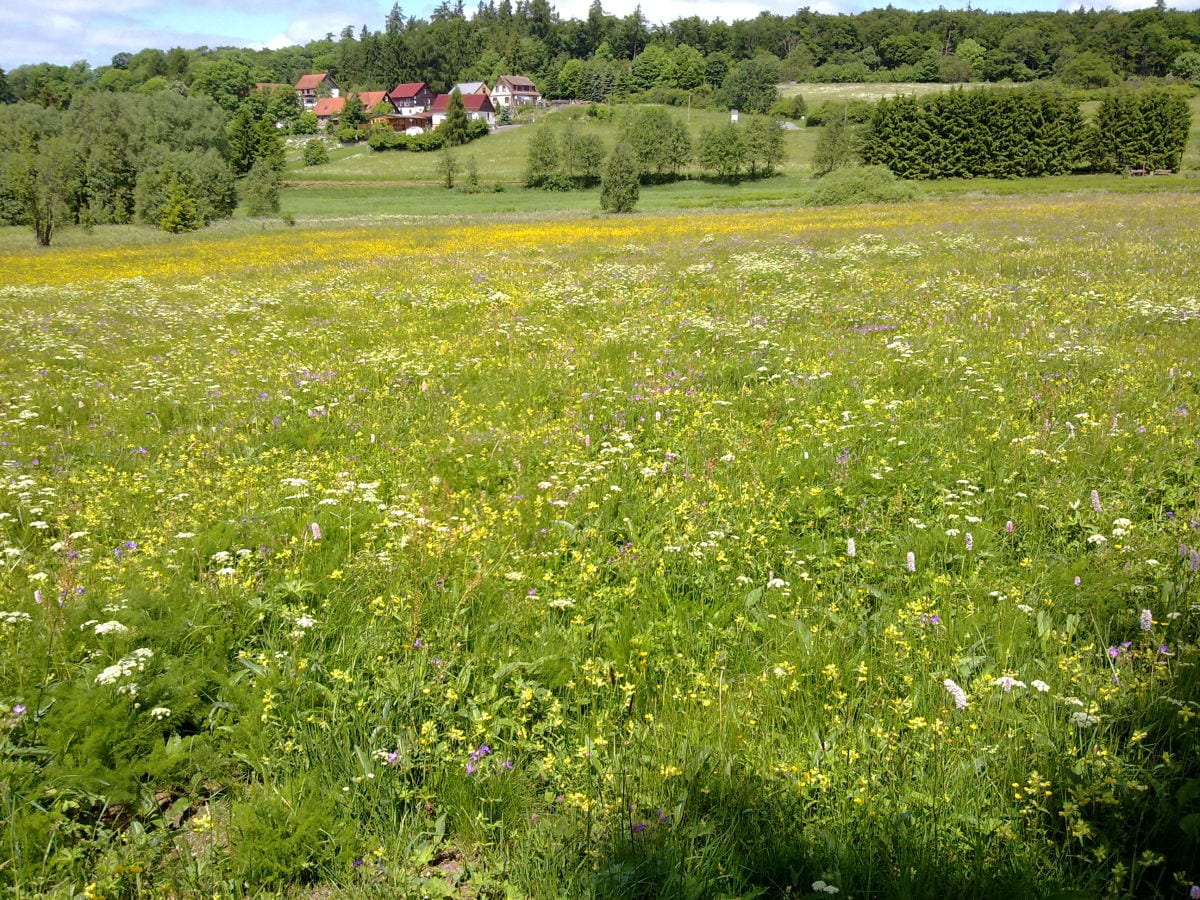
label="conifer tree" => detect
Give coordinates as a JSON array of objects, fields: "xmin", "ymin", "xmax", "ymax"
[{"xmin": 440, "ymin": 89, "xmax": 470, "ymax": 146}]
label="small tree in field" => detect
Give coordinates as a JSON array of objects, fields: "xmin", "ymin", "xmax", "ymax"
[
  {"xmin": 158, "ymin": 177, "xmax": 201, "ymax": 232},
  {"xmin": 437, "ymin": 147, "xmax": 460, "ymax": 188},
  {"xmin": 243, "ymin": 158, "xmax": 281, "ymax": 216},
  {"xmin": 524, "ymin": 127, "xmax": 559, "ymax": 187},
  {"xmin": 813, "ymin": 107, "xmax": 856, "ymax": 177},
  {"xmin": 303, "ymin": 139, "xmax": 329, "ymax": 166},
  {"xmin": 600, "ymin": 141, "xmax": 639, "ymax": 213},
  {"xmin": 7, "ymin": 136, "xmax": 80, "ymax": 246}
]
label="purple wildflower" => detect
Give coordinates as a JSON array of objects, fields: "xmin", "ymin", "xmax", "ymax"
[
  {"xmin": 309, "ymin": 522, "xmax": 322, "ymax": 540},
  {"xmin": 1090, "ymin": 490, "xmax": 1102, "ymax": 514},
  {"xmin": 1005, "ymin": 520, "xmax": 1015, "ymax": 534},
  {"xmin": 965, "ymin": 532, "xmax": 974, "ymax": 551},
  {"xmin": 12, "ymin": 704, "xmax": 26, "ymax": 716},
  {"xmin": 943, "ymin": 678, "xmax": 968, "ymax": 710},
  {"xmin": 906, "ymin": 551, "xmax": 916, "ymax": 573},
  {"xmin": 1140, "ymin": 609, "xmax": 1153, "ymax": 632}
]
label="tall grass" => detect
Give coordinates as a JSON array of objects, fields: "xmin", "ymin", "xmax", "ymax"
[{"xmin": 0, "ymin": 195, "xmax": 1198, "ymax": 898}]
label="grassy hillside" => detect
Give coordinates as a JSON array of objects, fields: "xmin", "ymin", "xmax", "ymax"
[{"xmin": 278, "ymin": 91, "xmax": 1200, "ymax": 220}]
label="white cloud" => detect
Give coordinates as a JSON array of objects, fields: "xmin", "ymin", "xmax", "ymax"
[{"xmin": 261, "ymin": 10, "xmax": 366, "ymax": 50}]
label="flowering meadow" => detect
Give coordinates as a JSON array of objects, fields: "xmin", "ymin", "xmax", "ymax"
[{"xmin": 1, "ymin": 195, "xmax": 1199, "ymax": 898}]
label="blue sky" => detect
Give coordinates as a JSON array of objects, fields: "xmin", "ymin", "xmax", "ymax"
[{"xmin": 2, "ymin": 0, "xmax": 1192, "ymax": 70}]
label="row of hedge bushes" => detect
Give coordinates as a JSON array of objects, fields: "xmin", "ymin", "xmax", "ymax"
[
  {"xmin": 859, "ymin": 87, "xmax": 1190, "ymax": 179},
  {"xmin": 363, "ymin": 119, "xmax": 491, "ymax": 152}
]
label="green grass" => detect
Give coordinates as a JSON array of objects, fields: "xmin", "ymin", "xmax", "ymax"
[
  {"xmin": 1, "ymin": 193, "xmax": 1199, "ymax": 898},
  {"xmin": 276, "ymin": 92, "xmax": 1200, "ymax": 221}
]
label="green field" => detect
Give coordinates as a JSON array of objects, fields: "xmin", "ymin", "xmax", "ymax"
[
  {"xmin": 1, "ymin": 193, "xmax": 1199, "ymax": 898},
  {"xmin": 275, "ymin": 92, "xmax": 1200, "ymax": 221}
]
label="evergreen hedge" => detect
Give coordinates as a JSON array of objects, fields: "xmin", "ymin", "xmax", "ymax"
[
  {"xmin": 860, "ymin": 87, "xmax": 1084, "ymax": 179},
  {"xmin": 1089, "ymin": 89, "xmax": 1191, "ymax": 173}
]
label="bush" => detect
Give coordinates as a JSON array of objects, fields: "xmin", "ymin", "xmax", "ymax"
[
  {"xmin": 806, "ymin": 99, "xmax": 873, "ymax": 127},
  {"xmin": 860, "ymin": 88, "xmax": 1085, "ymax": 179},
  {"xmin": 335, "ymin": 124, "xmax": 364, "ymax": 144},
  {"xmin": 243, "ymin": 158, "xmax": 281, "ymax": 217},
  {"xmin": 600, "ymin": 141, "xmax": 639, "ymax": 212},
  {"xmin": 408, "ymin": 131, "xmax": 445, "ymax": 152},
  {"xmin": 1089, "ymin": 88, "xmax": 1191, "ymax": 173},
  {"xmin": 807, "ymin": 165, "xmax": 916, "ymax": 206},
  {"xmin": 228, "ymin": 781, "xmax": 354, "ymax": 887},
  {"xmin": 366, "ymin": 128, "xmax": 404, "ymax": 151},
  {"xmin": 302, "ymin": 139, "xmax": 330, "ymax": 166},
  {"xmin": 769, "ymin": 94, "xmax": 808, "ymax": 120},
  {"xmin": 158, "ymin": 178, "xmax": 202, "ymax": 232}
]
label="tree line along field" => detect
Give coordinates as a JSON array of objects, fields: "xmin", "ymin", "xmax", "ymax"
[
  {"xmin": 1, "ymin": 193, "xmax": 1198, "ymax": 898},
  {"xmin": 276, "ymin": 90, "xmax": 1200, "ymax": 220}
]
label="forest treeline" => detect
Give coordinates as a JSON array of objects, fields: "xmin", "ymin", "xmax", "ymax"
[{"xmin": 3, "ymin": 1, "xmax": 1200, "ymax": 112}]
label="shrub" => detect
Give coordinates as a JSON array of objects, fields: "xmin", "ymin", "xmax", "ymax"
[
  {"xmin": 769, "ymin": 94, "xmax": 808, "ymax": 120},
  {"xmin": 600, "ymin": 141, "xmax": 639, "ymax": 212},
  {"xmin": 302, "ymin": 139, "xmax": 330, "ymax": 166},
  {"xmin": 157, "ymin": 178, "xmax": 202, "ymax": 232},
  {"xmin": 242, "ymin": 158, "xmax": 281, "ymax": 217},
  {"xmin": 812, "ymin": 109, "xmax": 857, "ymax": 176},
  {"xmin": 408, "ymin": 130, "xmax": 445, "ymax": 152},
  {"xmin": 1088, "ymin": 88, "xmax": 1191, "ymax": 173},
  {"xmin": 860, "ymin": 88, "xmax": 1084, "ymax": 179},
  {"xmin": 366, "ymin": 128, "xmax": 404, "ymax": 151},
  {"xmin": 228, "ymin": 781, "xmax": 354, "ymax": 887},
  {"xmin": 806, "ymin": 165, "xmax": 916, "ymax": 206}
]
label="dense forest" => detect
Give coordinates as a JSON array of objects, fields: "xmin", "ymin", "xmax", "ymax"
[{"xmin": 3, "ymin": 1, "xmax": 1200, "ymax": 110}]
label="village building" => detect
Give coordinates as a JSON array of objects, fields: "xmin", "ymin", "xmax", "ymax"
[
  {"xmin": 390, "ymin": 82, "xmax": 437, "ymax": 115},
  {"xmin": 452, "ymin": 81, "xmax": 490, "ymax": 97},
  {"xmin": 490, "ymin": 75, "xmax": 540, "ymax": 108},
  {"xmin": 294, "ymin": 73, "xmax": 340, "ymax": 109},
  {"xmin": 430, "ymin": 92, "xmax": 495, "ymax": 126}
]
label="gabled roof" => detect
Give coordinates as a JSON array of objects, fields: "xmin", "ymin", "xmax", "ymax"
[
  {"xmin": 391, "ymin": 81, "xmax": 431, "ymax": 99},
  {"xmin": 356, "ymin": 90, "xmax": 394, "ymax": 111},
  {"xmin": 430, "ymin": 92, "xmax": 494, "ymax": 114},
  {"xmin": 313, "ymin": 97, "xmax": 345, "ymax": 117},
  {"xmin": 295, "ymin": 73, "xmax": 333, "ymax": 91},
  {"xmin": 496, "ymin": 75, "xmax": 538, "ymax": 92},
  {"xmin": 453, "ymin": 81, "xmax": 489, "ymax": 94}
]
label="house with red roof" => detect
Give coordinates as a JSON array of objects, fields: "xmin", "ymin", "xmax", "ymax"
[
  {"xmin": 313, "ymin": 96, "xmax": 345, "ymax": 127},
  {"xmin": 313, "ymin": 90, "xmax": 399, "ymax": 128},
  {"xmin": 390, "ymin": 82, "xmax": 436, "ymax": 116},
  {"xmin": 294, "ymin": 73, "xmax": 340, "ymax": 109},
  {"xmin": 491, "ymin": 75, "xmax": 540, "ymax": 108},
  {"xmin": 430, "ymin": 91, "xmax": 495, "ymax": 126}
]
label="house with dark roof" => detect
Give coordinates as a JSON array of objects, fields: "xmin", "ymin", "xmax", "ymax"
[
  {"xmin": 390, "ymin": 82, "xmax": 436, "ymax": 115},
  {"xmin": 430, "ymin": 92, "xmax": 495, "ymax": 126},
  {"xmin": 491, "ymin": 75, "xmax": 540, "ymax": 108},
  {"xmin": 294, "ymin": 73, "xmax": 340, "ymax": 109}
]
